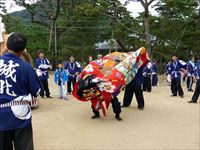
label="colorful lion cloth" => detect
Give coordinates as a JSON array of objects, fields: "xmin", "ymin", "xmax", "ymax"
[{"xmin": 73, "ymin": 47, "xmax": 147, "ymax": 116}]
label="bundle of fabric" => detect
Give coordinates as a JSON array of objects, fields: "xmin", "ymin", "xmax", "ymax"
[{"xmin": 73, "ymin": 47, "xmax": 147, "ymax": 116}]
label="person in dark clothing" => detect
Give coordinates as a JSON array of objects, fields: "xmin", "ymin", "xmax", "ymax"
[
  {"xmin": 152, "ymin": 61, "xmax": 158, "ymax": 86},
  {"xmin": 35, "ymin": 49, "xmax": 52, "ymax": 98},
  {"xmin": 0, "ymin": 32, "xmax": 42, "ymax": 150},
  {"xmin": 143, "ymin": 62, "xmax": 152, "ymax": 92},
  {"xmin": 64, "ymin": 56, "xmax": 81, "ymax": 94},
  {"xmin": 186, "ymin": 57, "xmax": 195, "ymax": 92},
  {"xmin": 122, "ymin": 67, "xmax": 145, "ymax": 110},
  {"xmin": 188, "ymin": 60, "xmax": 200, "ymax": 103},
  {"xmin": 166, "ymin": 61, "xmax": 172, "ymax": 85},
  {"xmin": 168, "ymin": 54, "xmax": 186, "ymax": 98},
  {"xmin": 91, "ymin": 97, "xmax": 122, "ymax": 121}
]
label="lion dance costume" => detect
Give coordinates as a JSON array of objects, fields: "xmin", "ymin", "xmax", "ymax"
[{"xmin": 73, "ymin": 47, "xmax": 147, "ymax": 120}]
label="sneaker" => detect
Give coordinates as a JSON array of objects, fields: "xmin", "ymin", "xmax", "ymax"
[
  {"xmin": 91, "ymin": 114, "xmax": 100, "ymax": 119},
  {"xmin": 188, "ymin": 89, "xmax": 194, "ymax": 92},
  {"xmin": 115, "ymin": 115, "xmax": 123, "ymax": 121},
  {"xmin": 188, "ymin": 100, "xmax": 197, "ymax": 103},
  {"xmin": 137, "ymin": 106, "xmax": 144, "ymax": 110},
  {"xmin": 171, "ymin": 95, "xmax": 177, "ymax": 97},
  {"xmin": 46, "ymin": 96, "xmax": 53, "ymax": 98},
  {"xmin": 180, "ymin": 95, "xmax": 184, "ymax": 98},
  {"xmin": 63, "ymin": 97, "xmax": 68, "ymax": 100}
]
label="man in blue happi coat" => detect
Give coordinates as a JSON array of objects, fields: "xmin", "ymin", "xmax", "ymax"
[
  {"xmin": 143, "ymin": 61, "xmax": 152, "ymax": 92},
  {"xmin": 168, "ymin": 54, "xmax": 186, "ymax": 98},
  {"xmin": 64, "ymin": 55, "xmax": 81, "ymax": 94},
  {"xmin": 186, "ymin": 57, "xmax": 195, "ymax": 92},
  {"xmin": 35, "ymin": 50, "xmax": 52, "ymax": 98},
  {"xmin": 0, "ymin": 32, "xmax": 42, "ymax": 150},
  {"xmin": 152, "ymin": 60, "xmax": 158, "ymax": 86},
  {"xmin": 188, "ymin": 59, "xmax": 200, "ymax": 103}
]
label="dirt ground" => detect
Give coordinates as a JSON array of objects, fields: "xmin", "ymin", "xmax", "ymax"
[{"xmin": 32, "ymin": 75, "xmax": 200, "ymax": 150}]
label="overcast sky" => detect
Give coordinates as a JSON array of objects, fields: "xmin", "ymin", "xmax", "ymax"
[{"xmin": 3, "ymin": 0, "xmax": 158, "ymax": 17}]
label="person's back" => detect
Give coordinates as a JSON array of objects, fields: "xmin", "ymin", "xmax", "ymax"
[
  {"xmin": 0, "ymin": 53, "xmax": 41, "ymax": 130},
  {"xmin": 0, "ymin": 32, "xmax": 42, "ymax": 150}
]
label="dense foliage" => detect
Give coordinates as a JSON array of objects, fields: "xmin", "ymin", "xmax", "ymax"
[{"xmin": 1, "ymin": 0, "xmax": 200, "ymax": 71}]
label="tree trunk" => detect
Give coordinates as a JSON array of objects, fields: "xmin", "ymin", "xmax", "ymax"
[
  {"xmin": 139, "ymin": 0, "xmax": 155, "ymax": 56},
  {"xmin": 144, "ymin": 5, "xmax": 151, "ymax": 56}
]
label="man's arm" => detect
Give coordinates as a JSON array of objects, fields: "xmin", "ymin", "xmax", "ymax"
[
  {"xmin": 168, "ymin": 63, "xmax": 172, "ymax": 75},
  {"xmin": 64, "ymin": 63, "xmax": 68, "ymax": 70}
]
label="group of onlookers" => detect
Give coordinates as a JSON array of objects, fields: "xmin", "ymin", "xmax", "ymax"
[
  {"xmin": 34, "ymin": 51, "xmax": 105, "ymax": 100},
  {"xmin": 34, "ymin": 50, "xmax": 200, "ymax": 105},
  {"xmin": 35, "ymin": 50, "xmax": 82, "ymax": 100},
  {"xmin": 166, "ymin": 54, "xmax": 200, "ymax": 103}
]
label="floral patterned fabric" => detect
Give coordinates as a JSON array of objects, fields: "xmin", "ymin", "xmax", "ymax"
[{"xmin": 72, "ymin": 47, "xmax": 147, "ymax": 116}]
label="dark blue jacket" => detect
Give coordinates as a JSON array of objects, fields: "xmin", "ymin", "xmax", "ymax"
[
  {"xmin": 134, "ymin": 66, "xmax": 144, "ymax": 86},
  {"xmin": 0, "ymin": 53, "xmax": 42, "ymax": 131},
  {"xmin": 143, "ymin": 62, "xmax": 152, "ymax": 77},
  {"xmin": 152, "ymin": 62, "xmax": 158, "ymax": 75},
  {"xmin": 35, "ymin": 58, "xmax": 51, "ymax": 80},
  {"xmin": 187, "ymin": 61, "xmax": 195, "ymax": 77},
  {"xmin": 169, "ymin": 60, "xmax": 186, "ymax": 79},
  {"xmin": 64, "ymin": 62, "xmax": 81, "ymax": 78},
  {"xmin": 194, "ymin": 61, "xmax": 200, "ymax": 79}
]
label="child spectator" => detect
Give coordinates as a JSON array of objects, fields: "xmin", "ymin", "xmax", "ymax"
[{"xmin": 54, "ymin": 62, "xmax": 68, "ymax": 100}]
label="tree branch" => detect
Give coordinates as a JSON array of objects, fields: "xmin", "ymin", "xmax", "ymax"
[
  {"xmin": 139, "ymin": 0, "xmax": 145, "ymax": 7},
  {"xmin": 148, "ymin": 0, "xmax": 155, "ymax": 6}
]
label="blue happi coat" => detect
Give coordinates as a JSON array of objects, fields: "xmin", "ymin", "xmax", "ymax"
[
  {"xmin": 64, "ymin": 62, "xmax": 81, "ymax": 79},
  {"xmin": 152, "ymin": 63, "xmax": 158, "ymax": 74},
  {"xmin": 194, "ymin": 61, "xmax": 200, "ymax": 79},
  {"xmin": 35, "ymin": 58, "xmax": 51, "ymax": 80},
  {"xmin": 187, "ymin": 61, "xmax": 195, "ymax": 77},
  {"xmin": 152, "ymin": 62, "xmax": 158, "ymax": 86},
  {"xmin": 143, "ymin": 62, "xmax": 152, "ymax": 77},
  {"xmin": 134, "ymin": 66, "xmax": 144, "ymax": 86},
  {"xmin": 0, "ymin": 53, "xmax": 42, "ymax": 131},
  {"xmin": 168, "ymin": 60, "xmax": 186, "ymax": 79}
]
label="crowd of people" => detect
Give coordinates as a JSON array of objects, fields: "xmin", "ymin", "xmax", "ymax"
[
  {"xmin": 0, "ymin": 32, "xmax": 199, "ymax": 150},
  {"xmin": 34, "ymin": 48, "xmax": 200, "ymax": 107},
  {"xmin": 166, "ymin": 54, "xmax": 200, "ymax": 103}
]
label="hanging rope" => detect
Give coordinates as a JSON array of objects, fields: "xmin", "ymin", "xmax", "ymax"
[
  {"xmin": 48, "ymin": 21, "xmax": 54, "ymax": 51},
  {"xmin": 174, "ymin": 20, "xmax": 190, "ymax": 53}
]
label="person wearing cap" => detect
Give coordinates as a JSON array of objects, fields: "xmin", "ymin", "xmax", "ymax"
[
  {"xmin": 168, "ymin": 54, "xmax": 186, "ymax": 98},
  {"xmin": 0, "ymin": 32, "xmax": 42, "ymax": 150}
]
